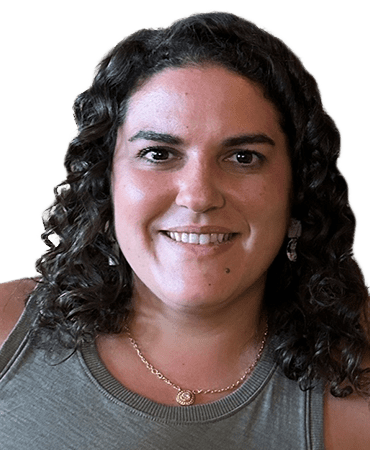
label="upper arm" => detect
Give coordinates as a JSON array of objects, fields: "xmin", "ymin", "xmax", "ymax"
[
  {"xmin": 324, "ymin": 303, "xmax": 370, "ymax": 449},
  {"xmin": 324, "ymin": 388, "xmax": 370, "ymax": 450},
  {"xmin": 325, "ymin": 386, "xmax": 370, "ymax": 449},
  {"xmin": 0, "ymin": 278, "xmax": 38, "ymax": 348}
]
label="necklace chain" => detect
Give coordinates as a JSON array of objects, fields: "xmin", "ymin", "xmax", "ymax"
[{"xmin": 125, "ymin": 322, "xmax": 268, "ymax": 406}]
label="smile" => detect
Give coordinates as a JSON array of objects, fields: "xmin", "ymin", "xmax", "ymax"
[{"xmin": 164, "ymin": 231, "xmax": 235, "ymax": 245}]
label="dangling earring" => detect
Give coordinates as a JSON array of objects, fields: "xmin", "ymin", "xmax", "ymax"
[{"xmin": 286, "ymin": 218, "xmax": 302, "ymax": 262}]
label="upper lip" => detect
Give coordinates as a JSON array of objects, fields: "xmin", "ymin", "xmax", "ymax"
[{"xmin": 161, "ymin": 226, "xmax": 236, "ymax": 234}]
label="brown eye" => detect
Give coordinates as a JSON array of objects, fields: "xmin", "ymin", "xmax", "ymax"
[
  {"xmin": 137, "ymin": 147, "xmax": 177, "ymax": 164},
  {"xmin": 146, "ymin": 149, "xmax": 170, "ymax": 160},
  {"xmin": 224, "ymin": 150, "xmax": 265, "ymax": 170},
  {"xmin": 235, "ymin": 151, "xmax": 253, "ymax": 164}
]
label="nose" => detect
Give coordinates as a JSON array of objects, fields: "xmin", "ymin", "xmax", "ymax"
[{"xmin": 175, "ymin": 159, "xmax": 225, "ymax": 213}]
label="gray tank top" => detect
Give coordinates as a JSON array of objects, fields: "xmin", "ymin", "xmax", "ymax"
[{"xmin": 0, "ymin": 295, "xmax": 324, "ymax": 449}]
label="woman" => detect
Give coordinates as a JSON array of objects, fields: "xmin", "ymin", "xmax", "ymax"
[{"xmin": 1, "ymin": 12, "xmax": 369, "ymax": 449}]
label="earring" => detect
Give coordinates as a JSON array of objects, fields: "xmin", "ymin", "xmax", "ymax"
[
  {"xmin": 108, "ymin": 241, "xmax": 122, "ymax": 266},
  {"xmin": 105, "ymin": 220, "xmax": 121, "ymax": 266},
  {"xmin": 286, "ymin": 218, "xmax": 302, "ymax": 262}
]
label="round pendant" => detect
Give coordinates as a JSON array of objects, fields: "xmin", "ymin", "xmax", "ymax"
[{"xmin": 176, "ymin": 390, "xmax": 195, "ymax": 406}]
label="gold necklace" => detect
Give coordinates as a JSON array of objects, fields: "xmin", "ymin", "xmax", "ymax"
[{"xmin": 125, "ymin": 323, "xmax": 268, "ymax": 406}]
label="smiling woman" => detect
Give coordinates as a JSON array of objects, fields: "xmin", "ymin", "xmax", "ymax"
[
  {"xmin": 112, "ymin": 66, "xmax": 291, "ymax": 312},
  {"xmin": 0, "ymin": 12, "xmax": 369, "ymax": 450}
]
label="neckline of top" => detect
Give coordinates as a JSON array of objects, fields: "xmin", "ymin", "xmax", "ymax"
[{"xmin": 80, "ymin": 337, "xmax": 277, "ymax": 423}]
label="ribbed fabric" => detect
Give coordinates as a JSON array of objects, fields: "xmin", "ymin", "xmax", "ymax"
[{"xmin": 0, "ymin": 295, "xmax": 325, "ymax": 449}]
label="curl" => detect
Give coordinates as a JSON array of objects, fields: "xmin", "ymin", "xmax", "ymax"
[{"xmin": 31, "ymin": 12, "xmax": 369, "ymax": 398}]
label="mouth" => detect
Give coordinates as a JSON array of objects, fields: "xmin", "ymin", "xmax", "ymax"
[{"xmin": 162, "ymin": 231, "xmax": 237, "ymax": 245}]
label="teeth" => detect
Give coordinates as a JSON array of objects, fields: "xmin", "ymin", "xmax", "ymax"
[
  {"xmin": 189, "ymin": 233, "xmax": 198, "ymax": 244},
  {"xmin": 181, "ymin": 233, "xmax": 189, "ymax": 243},
  {"xmin": 199, "ymin": 234, "xmax": 210, "ymax": 245},
  {"xmin": 166, "ymin": 232, "xmax": 232, "ymax": 245}
]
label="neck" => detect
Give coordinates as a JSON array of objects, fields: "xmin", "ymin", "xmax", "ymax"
[{"xmin": 126, "ymin": 278, "xmax": 267, "ymax": 391}]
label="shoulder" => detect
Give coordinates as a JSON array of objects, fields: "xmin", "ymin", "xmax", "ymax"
[
  {"xmin": 324, "ymin": 382, "xmax": 370, "ymax": 449},
  {"xmin": 324, "ymin": 299, "xmax": 370, "ymax": 449},
  {"xmin": 0, "ymin": 278, "xmax": 38, "ymax": 347}
]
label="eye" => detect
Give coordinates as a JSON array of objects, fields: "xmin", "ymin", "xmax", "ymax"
[
  {"xmin": 225, "ymin": 150, "xmax": 264, "ymax": 166},
  {"xmin": 137, "ymin": 147, "xmax": 177, "ymax": 164},
  {"xmin": 235, "ymin": 151, "xmax": 253, "ymax": 164}
]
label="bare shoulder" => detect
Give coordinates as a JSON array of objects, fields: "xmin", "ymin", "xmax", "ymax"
[
  {"xmin": 324, "ymin": 384, "xmax": 370, "ymax": 449},
  {"xmin": 324, "ymin": 300, "xmax": 370, "ymax": 449},
  {"xmin": 0, "ymin": 278, "xmax": 38, "ymax": 347}
]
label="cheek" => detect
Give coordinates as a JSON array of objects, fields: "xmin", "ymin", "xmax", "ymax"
[
  {"xmin": 238, "ymin": 177, "xmax": 291, "ymax": 219},
  {"xmin": 112, "ymin": 175, "xmax": 149, "ymax": 265},
  {"xmin": 116, "ymin": 182, "xmax": 145, "ymax": 210},
  {"xmin": 237, "ymin": 166, "xmax": 292, "ymax": 247},
  {"xmin": 113, "ymin": 182, "xmax": 143, "ymax": 242},
  {"xmin": 112, "ymin": 169, "xmax": 170, "ymax": 236},
  {"xmin": 264, "ymin": 161, "xmax": 292, "ymax": 212}
]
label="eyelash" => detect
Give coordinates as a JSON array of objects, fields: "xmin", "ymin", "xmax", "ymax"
[
  {"xmin": 137, "ymin": 147, "xmax": 176, "ymax": 164},
  {"xmin": 136, "ymin": 147, "xmax": 265, "ymax": 167},
  {"xmin": 224, "ymin": 151, "xmax": 265, "ymax": 166}
]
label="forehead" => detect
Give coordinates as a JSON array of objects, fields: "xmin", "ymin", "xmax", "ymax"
[{"xmin": 122, "ymin": 65, "xmax": 283, "ymax": 142}]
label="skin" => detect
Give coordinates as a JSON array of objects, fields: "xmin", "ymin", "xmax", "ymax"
[
  {"xmin": 104, "ymin": 65, "xmax": 292, "ymax": 404},
  {"xmin": 1, "ymin": 65, "xmax": 369, "ymax": 447},
  {"xmin": 112, "ymin": 65, "xmax": 292, "ymax": 315}
]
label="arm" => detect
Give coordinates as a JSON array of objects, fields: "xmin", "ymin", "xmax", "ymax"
[
  {"xmin": 0, "ymin": 278, "xmax": 38, "ymax": 348},
  {"xmin": 325, "ymin": 385, "xmax": 370, "ymax": 450},
  {"xmin": 324, "ymin": 322, "xmax": 370, "ymax": 450}
]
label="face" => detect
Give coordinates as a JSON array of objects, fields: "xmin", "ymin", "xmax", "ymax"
[{"xmin": 112, "ymin": 66, "xmax": 292, "ymax": 311}]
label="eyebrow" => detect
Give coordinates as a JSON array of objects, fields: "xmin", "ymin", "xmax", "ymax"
[
  {"xmin": 223, "ymin": 134, "xmax": 276, "ymax": 147},
  {"xmin": 128, "ymin": 131, "xmax": 183, "ymax": 145},
  {"xmin": 128, "ymin": 130, "xmax": 275, "ymax": 147}
]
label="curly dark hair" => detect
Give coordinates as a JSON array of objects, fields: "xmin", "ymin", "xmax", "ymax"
[{"xmin": 31, "ymin": 12, "xmax": 369, "ymax": 397}]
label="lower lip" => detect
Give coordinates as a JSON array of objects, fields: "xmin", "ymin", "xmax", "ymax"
[{"xmin": 161, "ymin": 232, "xmax": 238, "ymax": 256}]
